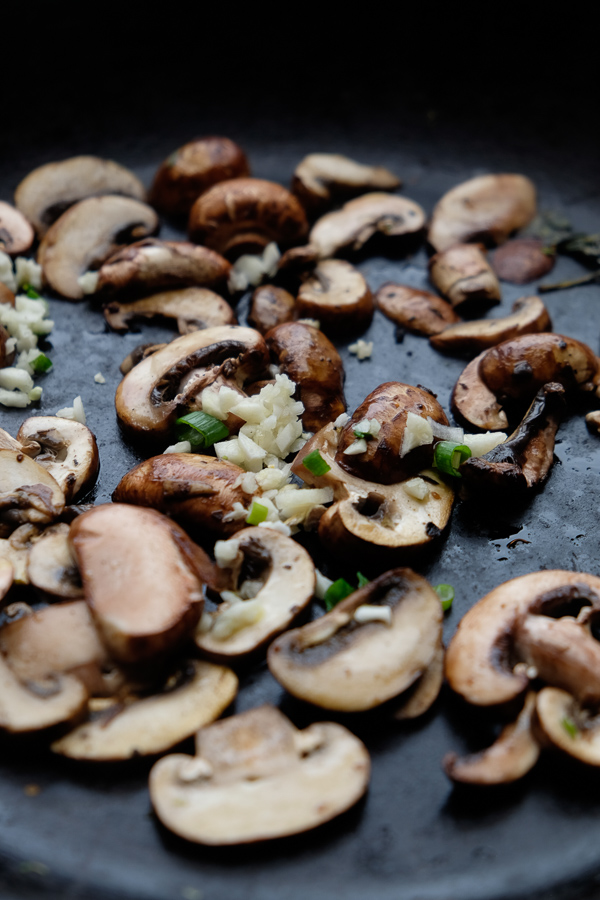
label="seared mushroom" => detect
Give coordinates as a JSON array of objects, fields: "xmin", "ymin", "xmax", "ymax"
[
  {"xmin": 248, "ymin": 285, "xmax": 296, "ymax": 334},
  {"xmin": 429, "ymin": 243, "xmax": 501, "ymax": 314},
  {"xmin": 104, "ymin": 285, "xmax": 236, "ymax": 334},
  {"xmin": 0, "ymin": 201, "xmax": 34, "ymax": 256},
  {"xmin": 151, "ymin": 137, "xmax": 250, "ymax": 217},
  {"xmin": 268, "ymin": 568, "xmax": 442, "ymax": 711},
  {"xmin": 586, "ymin": 410, "xmax": 600, "ymax": 434},
  {"xmin": 0, "ymin": 449, "xmax": 65, "ymax": 528},
  {"xmin": 295, "ymin": 259, "xmax": 374, "ymax": 334},
  {"xmin": 428, "ymin": 174, "xmax": 537, "ymax": 252},
  {"xmin": 292, "ymin": 153, "xmax": 400, "ymax": 215},
  {"xmin": 536, "ymin": 687, "xmax": 600, "ymax": 766},
  {"xmin": 492, "ymin": 238, "xmax": 555, "ymax": 284},
  {"xmin": 149, "ymin": 705, "xmax": 370, "ymax": 844},
  {"xmin": 309, "ymin": 192, "xmax": 426, "ymax": 259},
  {"xmin": 0, "ymin": 557, "xmax": 12, "ymax": 603},
  {"xmin": 27, "ymin": 522, "xmax": 83, "ymax": 599},
  {"xmin": 430, "ymin": 296, "xmax": 551, "ymax": 355},
  {"xmin": 375, "ymin": 283, "xmax": 460, "ymax": 336},
  {"xmin": 14, "ymin": 156, "xmax": 147, "ymax": 237},
  {"xmin": 38, "ymin": 196, "xmax": 159, "ymax": 300},
  {"xmin": 0, "ymin": 324, "xmax": 15, "ymax": 369},
  {"xmin": 188, "ymin": 178, "xmax": 309, "ymax": 258},
  {"xmin": 0, "ymin": 523, "xmax": 41, "ymax": 583},
  {"xmin": 392, "ymin": 637, "xmax": 445, "ymax": 720},
  {"xmin": 265, "ymin": 322, "xmax": 346, "ymax": 431},
  {"xmin": 0, "ymin": 651, "xmax": 88, "ymax": 735},
  {"xmin": 16, "ymin": 416, "xmax": 99, "ymax": 503}
]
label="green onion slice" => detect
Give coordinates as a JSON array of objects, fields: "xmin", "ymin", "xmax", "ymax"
[
  {"xmin": 175, "ymin": 411, "xmax": 229, "ymax": 449},
  {"xmin": 434, "ymin": 584, "xmax": 454, "ymax": 611},
  {"xmin": 356, "ymin": 572, "xmax": 369, "ymax": 588},
  {"xmin": 324, "ymin": 578, "xmax": 355, "ymax": 611},
  {"xmin": 30, "ymin": 353, "xmax": 52, "ymax": 374},
  {"xmin": 246, "ymin": 500, "xmax": 268, "ymax": 526},
  {"xmin": 433, "ymin": 441, "xmax": 471, "ymax": 477},
  {"xmin": 302, "ymin": 449, "xmax": 331, "ymax": 476},
  {"xmin": 561, "ymin": 716, "xmax": 578, "ymax": 739}
]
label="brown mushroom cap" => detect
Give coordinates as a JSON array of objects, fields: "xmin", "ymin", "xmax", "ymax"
[
  {"xmin": 0, "ymin": 651, "xmax": 88, "ymax": 735},
  {"xmin": 375, "ymin": 283, "xmax": 460, "ymax": 336},
  {"xmin": 536, "ymin": 687, "xmax": 600, "ymax": 766},
  {"xmin": 14, "ymin": 155, "xmax": 147, "ymax": 237},
  {"xmin": 37, "ymin": 196, "xmax": 159, "ymax": 300},
  {"xmin": 309, "ymin": 192, "xmax": 426, "ymax": 259},
  {"xmin": 104, "ymin": 285, "xmax": 237, "ymax": 334},
  {"xmin": 268, "ymin": 568, "xmax": 442, "ymax": 711},
  {"xmin": 429, "ymin": 243, "xmax": 501, "ymax": 313},
  {"xmin": 428, "ymin": 174, "xmax": 537, "ymax": 252},
  {"xmin": 265, "ymin": 321, "xmax": 346, "ymax": 431},
  {"xmin": 248, "ymin": 285, "xmax": 296, "ymax": 335},
  {"xmin": 188, "ymin": 178, "xmax": 309, "ymax": 258},
  {"xmin": 292, "ymin": 153, "xmax": 400, "ymax": 215},
  {"xmin": 0, "ymin": 201, "xmax": 34, "ymax": 256},
  {"xmin": 151, "ymin": 137, "xmax": 250, "ymax": 217},
  {"xmin": 16, "ymin": 416, "xmax": 100, "ymax": 504},
  {"xmin": 295, "ymin": 259, "xmax": 374, "ymax": 334},
  {"xmin": 392, "ymin": 637, "xmax": 445, "ymax": 721},
  {"xmin": 149, "ymin": 705, "xmax": 370, "ymax": 844},
  {"xmin": 430, "ymin": 296, "xmax": 551, "ymax": 356},
  {"xmin": 0, "ymin": 448, "xmax": 65, "ymax": 528},
  {"xmin": 492, "ymin": 238, "xmax": 555, "ymax": 284},
  {"xmin": 27, "ymin": 522, "xmax": 83, "ymax": 599}
]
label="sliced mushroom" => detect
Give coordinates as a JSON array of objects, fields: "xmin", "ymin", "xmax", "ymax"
[
  {"xmin": 37, "ymin": 196, "xmax": 159, "ymax": 300},
  {"xmin": 51, "ymin": 660, "xmax": 238, "ymax": 761},
  {"xmin": 248, "ymin": 284, "xmax": 296, "ymax": 334},
  {"xmin": 428, "ymin": 174, "xmax": 537, "ymax": 252},
  {"xmin": 115, "ymin": 325, "xmax": 269, "ymax": 442},
  {"xmin": 26, "ymin": 522, "xmax": 83, "ymax": 599},
  {"xmin": 492, "ymin": 238, "xmax": 555, "ymax": 284},
  {"xmin": 265, "ymin": 321, "xmax": 346, "ymax": 431},
  {"xmin": 444, "ymin": 570, "xmax": 600, "ymax": 707},
  {"xmin": 195, "ymin": 527, "xmax": 315, "ymax": 661},
  {"xmin": 149, "ymin": 705, "xmax": 370, "ymax": 844},
  {"xmin": 309, "ymin": 192, "xmax": 426, "ymax": 259},
  {"xmin": 0, "ymin": 324, "xmax": 14, "ymax": 368},
  {"xmin": 95, "ymin": 238, "xmax": 231, "ymax": 297},
  {"xmin": 375, "ymin": 283, "xmax": 460, "ymax": 336},
  {"xmin": 151, "ymin": 137, "xmax": 250, "ymax": 217},
  {"xmin": 443, "ymin": 692, "xmax": 540, "ymax": 784},
  {"xmin": 430, "ymin": 296, "xmax": 551, "ymax": 355},
  {"xmin": 104, "ymin": 286, "xmax": 236, "ymax": 334},
  {"xmin": 16, "ymin": 417, "xmax": 99, "ymax": 503},
  {"xmin": 587, "ymin": 410, "xmax": 600, "ymax": 433},
  {"xmin": 15, "ymin": 156, "xmax": 147, "ymax": 237},
  {"xmin": 0, "ymin": 558, "xmax": 13, "ymax": 603},
  {"xmin": 188, "ymin": 178, "xmax": 309, "ymax": 258},
  {"xmin": 429, "ymin": 243, "xmax": 501, "ymax": 314},
  {"xmin": 536, "ymin": 687, "xmax": 600, "ymax": 766},
  {"xmin": 0, "ymin": 651, "xmax": 88, "ymax": 735},
  {"xmin": 268, "ymin": 568, "xmax": 442, "ymax": 711},
  {"xmin": 0, "ymin": 282, "xmax": 16, "ymax": 306},
  {"xmin": 392, "ymin": 636, "xmax": 445, "ymax": 720},
  {"xmin": 0, "ymin": 523, "xmax": 42, "ymax": 583},
  {"xmin": 112, "ymin": 453, "xmax": 256, "ymax": 539},
  {"xmin": 0, "ymin": 449, "xmax": 65, "ymax": 528},
  {"xmin": 295, "ymin": 259, "xmax": 374, "ymax": 334},
  {"xmin": 119, "ymin": 342, "xmax": 166, "ymax": 375},
  {"xmin": 292, "ymin": 153, "xmax": 400, "ymax": 215},
  {"xmin": 0, "ymin": 201, "xmax": 34, "ymax": 256},
  {"xmin": 70, "ymin": 504, "xmax": 205, "ymax": 664}
]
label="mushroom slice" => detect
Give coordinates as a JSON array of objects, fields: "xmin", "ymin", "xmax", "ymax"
[
  {"xmin": 428, "ymin": 174, "xmax": 537, "ymax": 252},
  {"xmin": 113, "ymin": 454, "xmax": 255, "ymax": 540},
  {"xmin": 0, "ymin": 557, "xmax": 13, "ymax": 603},
  {"xmin": 195, "ymin": 527, "xmax": 315, "ymax": 661},
  {"xmin": 70, "ymin": 504, "xmax": 205, "ymax": 664},
  {"xmin": 430, "ymin": 296, "xmax": 551, "ymax": 355},
  {"xmin": 295, "ymin": 259, "xmax": 374, "ymax": 334},
  {"xmin": 265, "ymin": 321, "xmax": 346, "ymax": 431},
  {"xmin": 309, "ymin": 192, "xmax": 426, "ymax": 259},
  {"xmin": 492, "ymin": 238, "xmax": 555, "ymax": 284},
  {"xmin": 27, "ymin": 522, "xmax": 83, "ymax": 599},
  {"xmin": 37, "ymin": 195, "xmax": 159, "ymax": 300},
  {"xmin": 51, "ymin": 660, "xmax": 238, "ymax": 761},
  {"xmin": 268, "ymin": 568, "xmax": 442, "ymax": 711},
  {"xmin": 0, "ymin": 523, "xmax": 42, "ymax": 583},
  {"xmin": 451, "ymin": 350, "xmax": 508, "ymax": 430},
  {"xmin": 104, "ymin": 286, "xmax": 236, "ymax": 334},
  {"xmin": 0, "ymin": 324, "xmax": 14, "ymax": 368},
  {"xmin": 188, "ymin": 178, "xmax": 309, "ymax": 258},
  {"xmin": 0, "ymin": 282, "xmax": 15, "ymax": 305},
  {"xmin": 292, "ymin": 153, "xmax": 400, "ymax": 215},
  {"xmin": 393, "ymin": 636, "xmax": 445, "ymax": 720},
  {"xmin": 0, "ymin": 201, "xmax": 34, "ymax": 256},
  {"xmin": 15, "ymin": 156, "xmax": 146, "ymax": 237},
  {"xmin": 16, "ymin": 417, "xmax": 99, "ymax": 503},
  {"xmin": 0, "ymin": 652, "xmax": 87, "ymax": 735},
  {"xmin": 586, "ymin": 410, "xmax": 600, "ymax": 434},
  {"xmin": 115, "ymin": 325, "xmax": 269, "ymax": 442},
  {"xmin": 95, "ymin": 238, "xmax": 231, "ymax": 297},
  {"xmin": 459, "ymin": 382, "xmax": 565, "ymax": 495},
  {"xmin": 536, "ymin": 687, "xmax": 600, "ymax": 766},
  {"xmin": 248, "ymin": 285, "xmax": 296, "ymax": 335},
  {"xmin": 149, "ymin": 705, "xmax": 370, "ymax": 844},
  {"xmin": 429, "ymin": 243, "xmax": 501, "ymax": 314},
  {"xmin": 444, "ymin": 570, "xmax": 600, "ymax": 707},
  {"xmin": 443, "ymin": 692, "xmax": 540, "ymax": 784},
  {"xmin": 0, "ymin": 449, "xmax": 65, "ymax": 527},
  {"xmin": 375, "ymin": 283, "xmax": 460, "ymax": 336},
  {"xmin": 151, "ymin": 137, "xmax": 250, "ymax": 217}
]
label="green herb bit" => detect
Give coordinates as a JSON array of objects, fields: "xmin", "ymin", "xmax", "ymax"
[
  {"xmin": 356, "ymin": 572, "xmax": 369, "ymax": 588},
  {"xmin": 302, "ymin": 449, "xmax": 331, "ymax": 476},
  {"xmin": 353, "ymin": 430, "xmax": 369, "ymax": 440},
  {"xmin": 561, "ymin": 716, "xmax": 578, "ymax": 739},
  {"xmin": 434, "ymin": 584, "xmax": 454, "ymax": 611},
  {"xmin": 175, "ymin": 411, "xmax": 229, "ymax": 449},
  {"xmin": 31, "ymin": 353, "xmax": 52, "ymax": 374},
  {"xmin": 539, "ymin": 270, "xmax": 600, "ymax": 293},
  {"xmin": 246, "ymin": 500, "xmax": 268, "ymax": 526},
  {"xmin": 433, "ymin": 441, "xmax": 471, "ymax": 478},
  {"xmin": 26, "ymin": 286, "xmax": 41, "ymax": 299},
  {"xmin": 324, "ymin": 578, "xmax": 355, "ymax": 611}
]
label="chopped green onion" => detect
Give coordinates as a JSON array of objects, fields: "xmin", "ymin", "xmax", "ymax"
[
  {"xmin": 30, "ymin": 353, "xmax": 52, "ymax": 374},
  {"xmin": 434, "ymin": 584, "xmax": 454, "ymax": 611},
  {"xmin": 324, "ymin": 578, "xmax": 354, "ymax": 611},
  {"xmin": 353, "ymin": 429, "xmax": 369, "ymax": 440},
  {"xmin": 21, "ymin": 283, "xmax": 41, "ymax": 299},
  {"xmin": 175, "ymin": 411, "xmax": 229, "ymax": 449},
  {"xmin": 356, "ymin": 572, "xmax": 369, "ymax": 588},
  {"xmin": 302, "ymin": 449, "xmax": 331, "ymax": 477},
  {"xmin": 561, "ymin": 716, "xmax": 578, "ymax": 739},
  {"xmin": 246, "ymin": 500, "xmax": 268, "ymax": 525},
  {"xmin": 433, "ymin": 441, "xmax": 471, "ymax": 477}
]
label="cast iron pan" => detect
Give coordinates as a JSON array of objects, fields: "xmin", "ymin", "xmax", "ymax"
[{"xmin": 1, "ymin": 36, "xmax": 600, "ymax": 900}]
